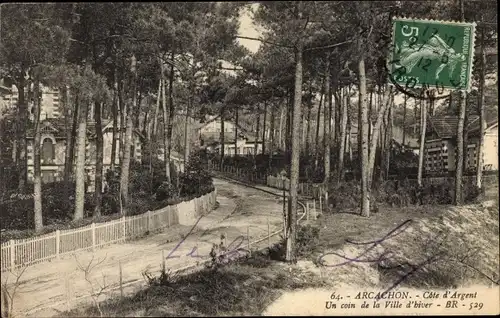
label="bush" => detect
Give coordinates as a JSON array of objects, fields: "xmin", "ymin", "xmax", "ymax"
[
  {"xmin": 267, "ymin": 225, "xmax": 320, "ymax": 261},
  {"xmin": 156, "ymin": 181, "xmax": 178, "ymax": 201},
  {"xmin": 326, "ymin": 177, "xmax": 482, "ymax": 211},
  {"xmin": 296, "ymin": 224, "xmax": 320, "ymax": 257},
  {"xmin": 179, "ymin": 150, "xmax": 214, "ymax": 197},
  {"xmin": 1, "ymin": 152, "xmax": 215, "ymax": 239},
  {"xmin": 0, "ymin": 181, "xmax": 94, "ymax": 231}
]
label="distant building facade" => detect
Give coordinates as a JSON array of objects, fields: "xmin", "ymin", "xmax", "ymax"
[
  {"xmin": 26, "ymin": 118, "xmax": 143, "ymax": 192},
  {"xmin": 196, "ymin": 115, "xmax": 263, "ymax": 156},
  {"xmin": 3, "ymin": 83, "xmax": 144, "ymax": 192},
  {"xmin": 424, "ymin": 116, "xmax": 498, "ymax": 172}
]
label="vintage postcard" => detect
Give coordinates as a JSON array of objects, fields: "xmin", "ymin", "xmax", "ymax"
[{"xmin": 1, "ymin": 1, "xmax": 498, "ymax": 317}]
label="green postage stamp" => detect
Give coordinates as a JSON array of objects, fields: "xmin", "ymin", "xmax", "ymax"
[{"xmin": 388, "ymin": 17, "xmax": 476, "ymax": 92}]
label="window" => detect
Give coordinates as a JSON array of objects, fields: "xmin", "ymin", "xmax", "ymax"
[
  {"xmin": 41, "ymin": 171, "xmax": 55, "ymax": 183},
  {"xmin": 42, "ymin": 138, "xmax": 55, "ymax": 164}
]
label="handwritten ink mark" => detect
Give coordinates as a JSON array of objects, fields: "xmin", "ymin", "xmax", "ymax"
[{"xmin": 317, "ymin": 219, "xmax": 413, "ymax": 267}]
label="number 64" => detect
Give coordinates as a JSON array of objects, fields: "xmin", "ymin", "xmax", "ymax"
[{"xmin": 402, "ymin": 25, "xmax": 419, "ymax": 37}]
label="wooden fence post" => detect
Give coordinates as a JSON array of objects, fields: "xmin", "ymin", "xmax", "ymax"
[
  {"xmin": 9, "ymin": 240, "xmax": 15, "ymax": 269},
  {"xmin": 147, "ymin": 210, "xmax": 151, "ymax": 232},
  {"xmin": 56, "ymin": 230, "xmax": 60, "ymax": 259},
  {"xmin": 91, "ymin": 223, "xmax": 96, "ymax": 251}
]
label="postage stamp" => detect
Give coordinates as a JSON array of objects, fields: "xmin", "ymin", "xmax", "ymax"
[{"xmin": 388, "ymin": 17, "xmax": 476, "ymax": 93}]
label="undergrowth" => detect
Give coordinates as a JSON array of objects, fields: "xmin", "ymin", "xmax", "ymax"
[{"xmin": 61, "ymin": 240, "xmax": 327, "ymax": 317}]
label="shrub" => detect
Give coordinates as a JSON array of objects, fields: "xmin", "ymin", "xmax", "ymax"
[
  {"xmin": 1, "ymin": 150, "xmax": 216, "ymax": 240},
  {"xmin": 268, "ymin": 236, "xmax": 286, "ymax": 261},
  {"xmin": 267, "ymin": 225, "xmax": 320, "ymax": 261},
  {"xmin": 0, "ymin": 181, "xmax": 94, "ymax": 231},
  {"xmin": 179, "ymin": 150, "xmax": 214, "ymax": 197},
  {"xmin": 155, "ymin": 181, "xmax": 178, "ymax": 201},
  {"xmin": 296, "ymin": 224, "xmax": 320, "ymax": 257},
  {"xmin": 332, "ymin": 181, "xmax": 362, "ymax": 209}
]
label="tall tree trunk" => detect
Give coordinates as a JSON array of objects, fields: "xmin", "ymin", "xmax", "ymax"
[
  {"xmin": 323, "ymin": 58, "xmax": 331, "ymax": 189},
  {"xmin": 476, "ymin": 26, "xmax": 486, "ymax": 189},
  {"xmin": 94, "ymin": 101, "xmax": 103, "ymax": 217},
  {"xmin": 338, "ymin": 87, "xmax": 349, "ymax": 184},
  {"xmin": 110, "ymin": 69, "xmax": 118, "ymax": 171},
  {"xmin": 32, "ymin": 79, "xmax": 43, "ymax": 231},
  {"xmin": 220, "ymin": 107, "xmax": 225, "ymax": 166},
  {"xmin": 118, "ymin": 78, "xmax": 125, "ymax": 163},
  {"xmin": 234, "ymin": 107, "xmax": 238, "ymax": 155},
  {"xmin": 63, "ymin": 87, "xmax": 73, "ymax": 184},
  {"xmin": 305, "ymin": 105, "xmax": 312, "ymax": 156},
  {"xmin": 160, "ymin": 61, "xmax": 171, "ymax": 182},
  {"xmin": 142, "ymin": 108, "xmax": 149, "ymax": 138},
  {"xmin": 285, "ymin": 90, "xmax": 292, "ymax": 167},
  {"xmin": 368, "ymin": 90, "xmax": 373, "ymax": 148},
  {"xmin": 269, "ymin": 102, "xmax": 275, "ymax": 169},
  {"xmin": 65, "ymin": 91, "xmax": 79, "ymax": 181},
  {"xmin": 402, "ymin": 94, "xmax": 407, "ymax": 147},
  {"xmin": 455, "ymin": 91, "xmax": 466, "ymax": 205},
  {"xmin": 331, "ymin": 86, "xmax": 338, "ymax": 150},
  {"xmin": 359, "ymin": 55, "xmax": 370, "ymax": 217},
  {"xmin": 74, "ymin": 95, "xmax": 88, "ymax": 221},
  {"xmin": 347, "ymin": 111, "xmax": 353, "ymax": 163},
  {"xmin": 278, "ymin": 104, "xmax": 284, "ymax": 150},
  {"xmin": 151, "ymin": 78, "xmax": 161, "ymax": 140},
  {"xmin": 255, "ymin": 104, "xmax": 260, "ymax": 158},
  {"xmin": 120, "ymin": 55, "xmax": 137, "ymax": 216},
  {"xmin": 414, "ymin": 97, "xmax": 419, "ymax": 135},
  {"xmin": 314, "ymin": 78, "xmax": 324, "ymax": 169},
  {"xmin": 184, "ymin": 94, "xmax": 192, "ymax": 166},
  {"xmin": 454, "ymin": 0, "xmax": 466, "ymax": 205},
  {"xmin": 166, "ymin": 52, "xmax": 176, "ymax": 177},
  {"xmin": 301, "ymin": 110, "xmax": 307, "ymax": 151},
  {"xmin": 285, "ymin": 40, "xmax": 303, "ymax": 263},
  {"xmin": 134, "ymin": 89, "xmax": 142, "ymax": 130},
  {"xmin": 384, "ymin": 100, "xmax": 393, "ymax": 180},
  {"xmin": 462, "ymin": 95, "xmax": 469, "ymax": 172},
  {"xmin": 417, "ymin": 98, "xmax": 427, "ymax": 187},
  {"xmin": 262, "ymin": 100, "xmax": 268, "ymax": 155},
  {"xmin": 368, "ymin": 87, "xmax": 392, "ymax": 187},
  {"xmin": 16, "ymin": 74, "xmax": 27, "ymax": 191},
  {"xmin": 332, "ymin": 89, "xmax": 341, "ymax": 173}
]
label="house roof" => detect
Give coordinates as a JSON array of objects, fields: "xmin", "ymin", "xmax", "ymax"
[{"xmin": 426, "ymin": 115, "xmax": 497, "ymax": 139}]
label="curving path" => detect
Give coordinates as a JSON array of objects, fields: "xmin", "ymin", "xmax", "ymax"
[{"xmin": 2, "ymin": 178, "xmax": 288, "ymax": 317}]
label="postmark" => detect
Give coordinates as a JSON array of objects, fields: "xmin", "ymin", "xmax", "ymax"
[{"xmin": 387, "ymin": 17, "xmax": 476, "ymax": 98}]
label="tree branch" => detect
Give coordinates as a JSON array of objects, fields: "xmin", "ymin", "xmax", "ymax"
[
  {"xmin": 235, "ymin": 35, "xmax": 293, "ymax": 49},
  {"xmin": 304, "ymin": 39, "xmax": 353, "ymax": 52}
]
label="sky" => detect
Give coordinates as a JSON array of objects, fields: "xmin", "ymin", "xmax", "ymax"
[
  {"xmin": 221, "ymin": 4, "xmax": 262, "ymax": 76},
  {"xmin": 237, "ymin": 4, "xmax": 262, "ymax": 54}
]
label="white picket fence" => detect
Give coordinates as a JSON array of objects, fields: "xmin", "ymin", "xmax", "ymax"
[{"xmin": 0, "ymin": 191, "xmax": 217, "ymax": 272}]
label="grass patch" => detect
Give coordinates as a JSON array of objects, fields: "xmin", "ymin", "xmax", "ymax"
[{"xmin": 60, "ymin": 252, "xmax": 327, "ymax": 317}]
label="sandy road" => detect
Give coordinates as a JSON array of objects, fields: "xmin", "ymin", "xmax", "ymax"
[{"xmin": 2, "ymin": 178, "xmax": 287, "ymax": 317}]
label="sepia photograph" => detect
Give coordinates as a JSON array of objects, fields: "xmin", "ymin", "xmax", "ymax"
[{"xmin": 0, "ymin": 1, "xmax": 498, "ymax": 317}]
